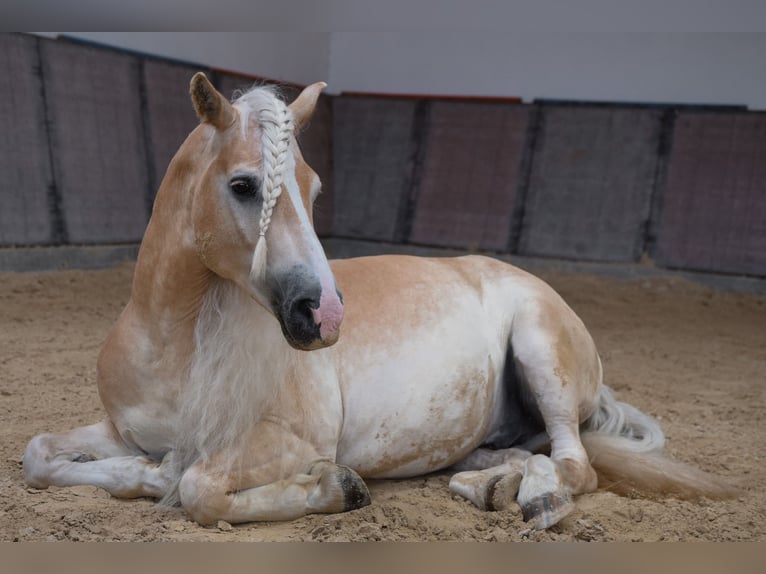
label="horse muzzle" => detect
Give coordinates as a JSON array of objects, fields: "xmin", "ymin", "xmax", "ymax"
[{"xmin": 272, "ymin": 270, "xmax": 344, "ymax": 351}]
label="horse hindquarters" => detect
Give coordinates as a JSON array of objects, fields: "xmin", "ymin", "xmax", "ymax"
[
  {"xmin": 451, "ymin": 279, "xmax": 604, "ymax": 529},
  {"xmin": 450, "ymin": 274, "xmax": 735, "ymax": 529}
]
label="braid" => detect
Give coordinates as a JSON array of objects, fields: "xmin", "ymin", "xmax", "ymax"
[
  {"xmin": 250, "ymin": 96, "xmax": 294, "ymax": 280},
  {"xmin": 258, "ymin": 102, "xmax": 294, "ymax": 238}
]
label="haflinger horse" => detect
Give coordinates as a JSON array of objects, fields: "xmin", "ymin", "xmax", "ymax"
[{"xmin": 23, "ymin": 73, "xmax": 734, "ymax": 531}]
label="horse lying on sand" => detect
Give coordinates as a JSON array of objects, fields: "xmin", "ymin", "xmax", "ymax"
[{"xmin": 23, "ymin": 73, "xmax": 735, "ymax": 530}]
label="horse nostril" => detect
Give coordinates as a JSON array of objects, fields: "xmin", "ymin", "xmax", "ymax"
[{"xmin": 292, "ymin": 297, "xmax": 319, "ymax": 324}]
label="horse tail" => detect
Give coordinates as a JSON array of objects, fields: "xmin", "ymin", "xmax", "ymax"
[{"xmin": 580, "ymin": 385, "xmax": 737, "ymax": 499}]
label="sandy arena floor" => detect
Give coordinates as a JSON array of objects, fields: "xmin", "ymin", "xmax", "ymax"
[{"xmin": 1, "ymin": 259, "xmax": 764, "ymax": 541}]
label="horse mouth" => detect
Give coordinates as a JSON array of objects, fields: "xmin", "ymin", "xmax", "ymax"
[
  {"xmin": 268, "ymin": 267, "xmax": 344, "ymax": 351},
  {"xmin": 276, "ymin": 304, "xmax": 340, "ymax": 351}
]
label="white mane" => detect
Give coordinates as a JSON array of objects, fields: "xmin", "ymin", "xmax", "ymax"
[
  {"xmin": 162, "ymin": 87, "xmax": 296, "ymax": 505},
  {"xmin": 164, "ymin": 279, "xmax": 291, "ymax": 505}
]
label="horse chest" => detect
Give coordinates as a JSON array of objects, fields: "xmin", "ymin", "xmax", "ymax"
[
  {"xmin": 113, "ymin": 402, "xmax": 178, "ymax": 456},
  {"xmin": 100, "ymin": 352, "xmax": 185, "ymax": 456}
]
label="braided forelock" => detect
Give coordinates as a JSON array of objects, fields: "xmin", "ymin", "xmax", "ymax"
[
  {"xmin": 245, "ymin": 92, "xmax": 294, "ymax": 280},
  {"xmin": 258, "ymin": 101, "xmax": 294, "ymax": 239}
]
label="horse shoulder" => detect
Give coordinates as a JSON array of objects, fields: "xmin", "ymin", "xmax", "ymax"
[{"xmin": 97, "ymin": 300, "xmax": 185, "ymax": 453}]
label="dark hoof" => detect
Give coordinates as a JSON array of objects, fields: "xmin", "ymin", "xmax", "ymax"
[
  {"xmin": 70, "ymin": 452, "xmax": 96, "ymax": 463},
  {"xmin": 486, "ymin": 472, "xmax": 523, "ymax": 512},
  {"xmin": 520, "ymin": 492, "xmax": 574, "ymax": 530},
  {"xmin": 338, "ymin": 465, "xmax": 371, "ymax": 511}
]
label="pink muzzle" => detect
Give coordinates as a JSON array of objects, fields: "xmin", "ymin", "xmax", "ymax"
[{"xmin": 311, "ymin": 288, "xmax": 344, "ymax": 344}]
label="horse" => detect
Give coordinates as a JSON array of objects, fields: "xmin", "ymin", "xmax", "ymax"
[{"xmin": 23, "ymin": 73, "xmax": 735, "ymax": 531}]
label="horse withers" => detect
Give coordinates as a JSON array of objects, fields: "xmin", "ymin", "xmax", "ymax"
[{"xmin": 23, "ymin": 73, "xmax": 734, "ymax": 530}]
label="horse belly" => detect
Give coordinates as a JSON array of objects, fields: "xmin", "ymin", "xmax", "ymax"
[
  {"xmin": 329, "ymin": 254, "xmax": 524, "ymax": 478},
  {"xmin": 336, "ymin": 354, "xmax": 501, "ymax": 479}
]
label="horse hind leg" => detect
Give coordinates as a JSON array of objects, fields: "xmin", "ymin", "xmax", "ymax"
[
  {"xmin": 23, "ymin": 419, "xmax": 175, "ymax": 498},
  {"xmin": 450, "ymin": 310, "xmax": 601, "ymax": 530},
  {"xmin": 509, "ymin": 318, "xmax": 601, "ymax": 529},
  {"xmin": 451, "ymin": 418, "xmax": 594, "ymax": 530},
  {"xmin": 448, "ymin": 432, "xmax": 553, "ymax": 513},
  {"xmin": 449, "ymin": 444, "xmax": 588, "ymax": 529}
]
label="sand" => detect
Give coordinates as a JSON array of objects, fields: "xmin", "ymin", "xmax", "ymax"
[{"xmin": 1, "ymin": 260, "xmax": 764, "ymax": 541}]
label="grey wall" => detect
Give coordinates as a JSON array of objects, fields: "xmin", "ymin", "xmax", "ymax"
[
  {"xmin": 2, "ymin": 33, "xmax": 765, "ymax": 278},
  {"xmin": 35, "ymin": 32, "xmax": 766, "ymax": 111},
  {"xmin": 329, "ymin": 33, "xmax": 766, "ymax": 110},
  {"xmin": 326, "ymin": 94, "xmax": 766, "ymax": 277},
  {"xmin": 34, "ymin": 32, "xmax": 332, "ymax": 87}
]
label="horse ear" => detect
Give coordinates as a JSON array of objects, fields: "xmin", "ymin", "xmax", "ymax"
[
  {"xmin": 289, "ymin": 82, "xmax": 327, "ymax": 131},
  {"xmin": 190, "ymin": 72, "xmax": 236, "ymax": 130}
]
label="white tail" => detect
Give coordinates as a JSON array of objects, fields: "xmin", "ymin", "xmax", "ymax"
[{"xmin": 581, "ymin": 386, "xmax": 738, "ymax": 499}]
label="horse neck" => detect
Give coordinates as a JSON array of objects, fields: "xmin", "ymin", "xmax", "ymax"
[{"xmin": 130, "ymin": 152, "xmax": 213, "ymax": 345}]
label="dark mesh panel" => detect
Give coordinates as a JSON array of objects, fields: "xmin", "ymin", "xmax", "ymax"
[
  {"xmin": 410, "ymin": 101, "xmax": 530, "ymax": 250},
  {"xmin": 40, "ymin": 39, "xmax": 149, "ymax": 243},
  {"xmin": 0, "ymin": 34, "xmax": 55, "ymax": 245},
  {"xmin": 519, "ymin": 106, "xmax": 662, "ymax": 262},
  {"xmin": 655, "ymin": 112, "xmax": 766, "ymax": 276}
]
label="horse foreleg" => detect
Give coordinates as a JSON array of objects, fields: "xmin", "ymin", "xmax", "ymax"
[
  {"xmin": 23, "ymin": 420, "xmax": 174, "ymax": 498},
  {"xmin": 178, "ymin": 458, "xmax": 370, "ymax": 525}
]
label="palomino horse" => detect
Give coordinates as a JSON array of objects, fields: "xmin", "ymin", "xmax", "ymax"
[{"xmin": 24, "ymin": 74, "xmax": 733, "ymax": 530}]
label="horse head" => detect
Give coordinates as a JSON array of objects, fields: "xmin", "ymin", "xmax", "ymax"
[{"xmin": 187, "ymin": 73, "xmax": 342, "ymax": 350}]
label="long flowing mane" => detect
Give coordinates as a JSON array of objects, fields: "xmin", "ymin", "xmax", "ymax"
[{"xmin": 165, "ymin": 86, "xmax": 296, "ymax": 502}]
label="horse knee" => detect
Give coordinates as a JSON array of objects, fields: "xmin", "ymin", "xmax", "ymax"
[
  {"xmin": 23, "ymin": 433, "xmax": 55, "ymax": 488},
  {"xmin": 178, "ymin": 466, "xmax": 229, "ymax": 525}
]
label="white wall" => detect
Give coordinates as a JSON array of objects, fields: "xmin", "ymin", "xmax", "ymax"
[
  {"xmin": 35, "ymin": 32, "xmax": 766, "ymax": 110},
  {"xmin": 328, "ymin": 32, "xmax": 766, "ymax": 109},
  {"xmin": 34, "ymin": 32, "xmax": 332, "ymax": 86}
]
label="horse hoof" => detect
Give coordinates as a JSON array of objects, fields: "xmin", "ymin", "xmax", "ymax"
[
  {"xmin": 520, "ymin": 492, "xmax": 574, "ymax": 530},
  {"xmin": 70, "ymin": 452, "xmax": 96, "ymax": 463},
  {"xmin": 449, "ymin": 469, "xmax": 523, "ymax": 511},
  {"xmin": 337, "ymin": 465, "xmax": 371, "ymax": 511},
  {"xmin": 486, "ymin": 472, "xmax": 523, "ymax": 512}
]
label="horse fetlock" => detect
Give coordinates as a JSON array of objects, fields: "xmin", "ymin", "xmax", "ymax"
[
  {"xmin": 154, "ymin": 450, "xmax": 181, "ymax": 481},
  {"xmin": 555, "ymin": 457, "xmax": 598, "ymax": 495}
]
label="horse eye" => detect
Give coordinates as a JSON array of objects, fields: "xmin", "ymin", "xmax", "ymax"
[{"xmin": 229, "ymin": 177, "xmax": 260, "ymax": 200}]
